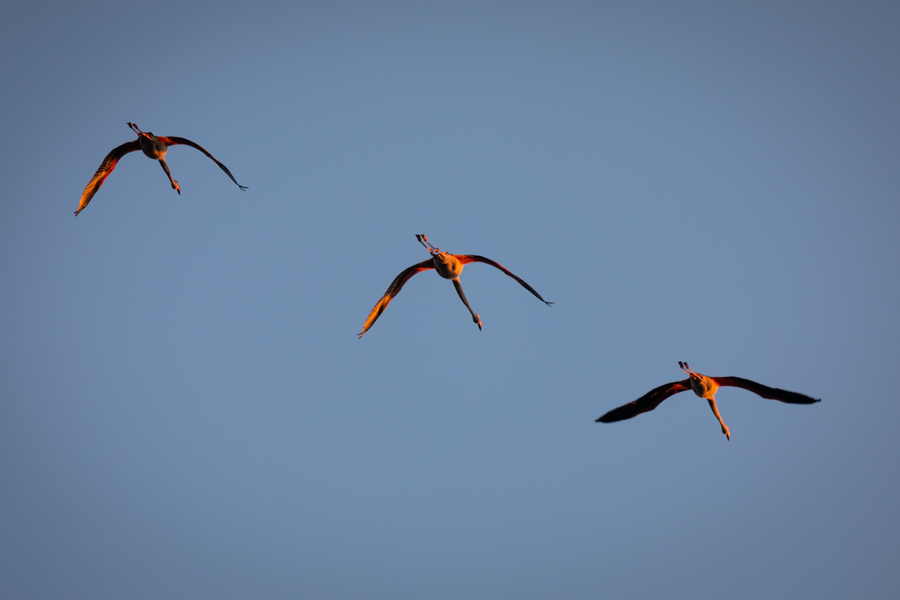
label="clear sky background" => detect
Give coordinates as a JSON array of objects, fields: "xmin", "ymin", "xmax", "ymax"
[{"xmin": 1, "ymin": 1, "xmax": 898, "ymax": 598}]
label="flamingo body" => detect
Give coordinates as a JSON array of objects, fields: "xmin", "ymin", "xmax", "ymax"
[{"xmin": 433, "ymin": 252, "xmax": 465, "ymax": 279}]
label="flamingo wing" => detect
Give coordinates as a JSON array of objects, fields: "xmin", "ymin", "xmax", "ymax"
[
  {"xmin": 596, "ymin": 379, "xmax": 692, "ymax": 422},
  {"xmin": 76, "ymin": 140, "xmax": 142, "ymax": 215},
  {"xmin": 456, "ymin": 255, "xmax": 552, "ymax": 305},
  {"xmin": 713, "ymin": 377, "xmax": 821, "ymax": 404},
  {"xmin": 160, "ymin": 136, "xmax": 248, "ymax": 190},
  {"xmin": 359, "ymin": 259, "xmax": 435, "ymax": 338}
]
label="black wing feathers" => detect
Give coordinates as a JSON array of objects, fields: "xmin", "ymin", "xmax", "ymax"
[
  {"xmin": 714, "ymin": 377, "xmax": 821, "ymax": 404},
  {"xmin": 596, "ymin": 379, "xmax": 692, "ymax": 422},
  {"xmin": 163, "ymin": 136, "xmax": 247, "ymax": 190},
  {"xmin": 458, "ymin": 255, "xmax": 552, "ymax": 305}
]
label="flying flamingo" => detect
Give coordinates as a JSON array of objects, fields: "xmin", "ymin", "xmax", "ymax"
[
  {"xmin": 359, "ymin": 234, "xmax": 552, "ymax": 338},
  {"xmin": 75, "ymin": 122, "xmax": 247, "ymax": 215},
  {"xmin": 595, "ymin": 361, "xmax": 820, "ymax": 440}
]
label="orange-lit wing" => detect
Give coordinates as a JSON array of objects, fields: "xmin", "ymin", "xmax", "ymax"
[
  {"xmin": 456, "ymin": 255, "xmax": 552, "ymax": 305},
  {"xmin": 713, "ymin": 377, "xmax": 821, "ymax": 404},
  {"xmin": 75, "ymin": 140, "xmax": 141, "ymax": 215},
  {"xmin": 161, "ymin": 136, "xmax": 247, "ymax": 190},
  {"xmin": 596, "ymin": 379, "xmax": 692, "ymax": 422},
  {"xmin": 359, "ymin": 259, "xmax": 434, "ymax": 338}
]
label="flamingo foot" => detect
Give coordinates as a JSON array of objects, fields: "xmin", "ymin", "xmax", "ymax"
[{"xmin": 416, "ymin": 234, "xmax": 440, "ymax": 255}]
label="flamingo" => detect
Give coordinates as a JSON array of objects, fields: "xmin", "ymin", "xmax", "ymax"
[
  {"xmin": 359, "ymin": 234, "xmax": 552, "ymax": 338},
  {"xmin": 75, "ymin": 122, "xmax": 247, "ymax": 215},
  {"xmin": 595, "ymin": 361, "xmax": 820, "ymax": 440}
]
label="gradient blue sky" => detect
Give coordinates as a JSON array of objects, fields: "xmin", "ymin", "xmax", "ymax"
[{"xmin": 1, "ymin": 1, "xmax": 898, "ymax": 598}]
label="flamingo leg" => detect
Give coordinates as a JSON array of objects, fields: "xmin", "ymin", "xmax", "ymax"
[
  {"xmin": 416, "ymin": 234, "xmax": 440, "ymax": 254},
  {"xmin": 451, "ymin": 278, "xmax": 482, "ymax": 330},
  {"xmin": 706, "ymin": 398, "xmax": 730, "ymax": 440},
  {"xmin": 158, "ymin": 159, "xmax": 181, "ymax": 194}
]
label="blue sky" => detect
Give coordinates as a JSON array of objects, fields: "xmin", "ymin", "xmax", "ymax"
[{"xmin": 1, "ymin": 1, "xmax": 898, "ymax": 598}]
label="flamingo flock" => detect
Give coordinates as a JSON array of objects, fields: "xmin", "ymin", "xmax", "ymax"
[{"xmin": 75, "ymin": 123, "xmax": 821, "ymax": 440}]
